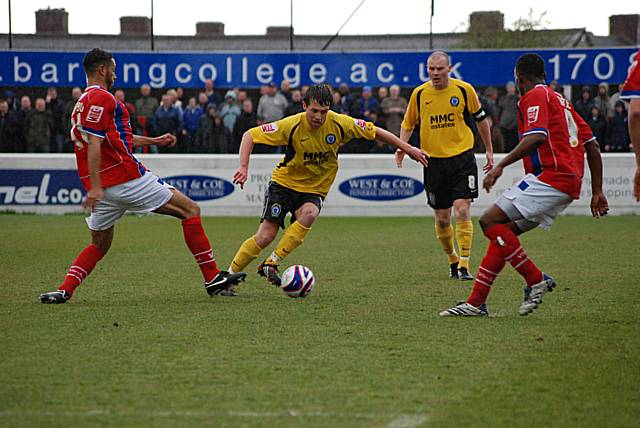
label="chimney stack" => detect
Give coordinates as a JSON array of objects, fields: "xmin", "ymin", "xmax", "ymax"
[
  {"xmin": 120, "ymin": 16, "xmax": 151, "ymax": 36},
  {"xmin": 196, "ymin": 22, "xmax": 225, "ymax": 37},
  {"xmin": 35, "ymin": 8, "xmax": 68, "ymax": 35},
  {"xmin": 609, "ymin": 14, "xmax": 640, "ymax": 45},
  {"xmin": 469, "ymin": 11, "xmax": 504, "ymax": 33}
]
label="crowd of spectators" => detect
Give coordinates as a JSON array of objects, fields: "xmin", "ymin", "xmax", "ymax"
[{"xmin": 0, "ymin": 79, "xmax": 632, "ymax": 155}]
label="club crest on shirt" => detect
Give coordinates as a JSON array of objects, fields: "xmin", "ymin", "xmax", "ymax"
[
  {"xmin": 354, "ymin": 118, "xmax": 367, "ymax": 130},
  {"xmin": 449, "ymin": 96, "xmax": 460, "ymax": 107},
  {"xmin": 527, "ymin": 106, "xmax": 540, "ymax": 124},
  {"xmin": 261, "ymin": 123, "xmax": 278, "ymax": 133},
  {"xmin": 325, "ymin": 134, "xmax": 337, "ymax": 145},
  {"xmin": 86, "ymin": 105, "xmax": 104, "ymax": 123}
]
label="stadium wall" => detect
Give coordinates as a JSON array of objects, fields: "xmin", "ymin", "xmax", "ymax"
[{"xmin": 1, "ymin": 154, "xmax": 637, "ymax": 216}]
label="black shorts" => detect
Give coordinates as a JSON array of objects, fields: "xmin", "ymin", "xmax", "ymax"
[
  {"xmin": 261, "ymin": 181, "xmax": 324, "ymax": 229},
  {"xmin": 423, "ymin": 149, "xmax": 478, "ymax": 209}
]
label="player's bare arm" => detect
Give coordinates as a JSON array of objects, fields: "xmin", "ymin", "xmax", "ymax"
[
  {"xmin": 628, "ymin": 98, "xmax": 640, "ymax": 201},
  {"xmin": 584, "ymin": 140, "xmax": 609, "ymax": 218},
  {"xmin": 394, "ymin": 127, "xmax": 415, "ymax": 168},
  {"xmin": 132, "ymin": 133, "xmax": 177, "ymax": 149},
  {"xmin": 83, "ymin": 133, "xmax": 103, "ymax": 210},
  {"xmin": 376, "ymin": 127, "xmax": 427, "ymax": 166},
  {"xmin": 233, "ymin": 131, "xmax": 255, "ymax": 189},
  {"xmin": 483, "ymin": 133, "xmax": 545, "ymax": 192},
  {"xmin": 476, "ymin": 118, "xmax": 494, "ymax": 172}
]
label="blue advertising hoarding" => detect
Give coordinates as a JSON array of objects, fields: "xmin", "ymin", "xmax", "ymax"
[{"xmin": 0, "ymin": 48, "xmax": 636, "ymax": 88}]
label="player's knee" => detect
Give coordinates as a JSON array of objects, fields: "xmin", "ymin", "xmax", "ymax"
[
  {"xmin": 298, "ymin": 207, "xmax": 318, "ymax": 222},
  {"xmin": 183, "ymin": 200, "xmax": 200, "ymax": 219},
  {"xmin": 435, "ymin": 218, "xmax": 450, "ymax": 229},
  {"xmin": 478, "ymin": 213, "xmax": 494, "ymax": 232}
]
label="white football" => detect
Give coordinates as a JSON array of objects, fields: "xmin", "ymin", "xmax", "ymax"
[{"xmin": 280, "ymin": 265, "xmax": 315, "ymax": 298}]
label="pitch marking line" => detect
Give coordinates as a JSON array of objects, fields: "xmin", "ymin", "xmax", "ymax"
[{"xmin": 0, "ymin": 410, "xmax": 428, "ymax": 426}]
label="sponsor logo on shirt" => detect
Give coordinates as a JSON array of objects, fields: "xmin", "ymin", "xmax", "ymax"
[
  {"xmin": 338, "ymin": 174, "xmax": 424, "ymax": 201},
  {"xmin": 354, "ymin": 118, "xmax": 367, "ymax": 130},
  {"xmin": 527, "ymin": 106, "xmax": 540, "ymax": 124},
  {"xmin": 261, "ymin": 123, "xmax": 278, "ymax": 133},
  {"xmin": 429, "ymin": 113, "xmax": 455, "ymax": 129},
  {"xmin": 303, "ymin": 151, "xmax": 332, "ymax": 166},
  {"xmin": 86, "ymin": 105, "xmax": 104, "ymax": 123}
]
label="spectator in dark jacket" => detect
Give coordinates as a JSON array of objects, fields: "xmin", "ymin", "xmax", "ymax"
[
  {"xmin": 63, "ymin": 87, "xmax": 83, "ymax": 152},
  {"xmin": 586, "ymin": 105, "xmax": 607, "ymax": 151},
  {"xmin": 46, "ymin": 87, "xmax": 65, "ymax": 152},
  {"xmin": 182, "ymin": 97, "xmax": 204, "ymax": 153},
  {"xmin": 574, "ymin": 87, "xmax": 594, "ymax": 122},
  {"xmin": 233, "ymin": 99, "xmax": 262, "ymax": 153},
  {"xmin": 606, "ymin": 101, "xmax": 630, "ymax": 152},
  {"xmin": 153, "ymin": 94, "xmax": 183, "ymax": 153},
  {"xmin": 284, "ymin": 89, "xmax": 304, "ymax": 117},
  {"xmin": 0, "ymin": 100, "xmax": 13, "ymax": 152},
  {"xmin": 10, "ymin": 96, "xmax": 31, "ymax": 152},
  {"xmin": 25, "ymin": 98, "xmax": 52, "ymax": 153},
  {"xmin": 353, "ymin": 86, "xmax": 379, "ymax": 120},
  {"xmin": 195, "ymin": 106, "xmax": 230, "ymax": 153}
]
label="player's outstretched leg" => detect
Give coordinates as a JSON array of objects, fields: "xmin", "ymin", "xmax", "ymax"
[
  {"xmin": 155, "ymin": 190, "xmax": 247, "ymax": 296},
  {"xmin": 440, "ymin": 240, "xmax": 504, "ymax": 317},
  {"xmin": 40, "ymin": 229, "xmax": 110, "ymax": 304},
  {"xmin": 259, "ymin": 221, "xmax": 310, "ymax": 287},
  {"xmin": 181, "ymin": 216, "xmax": 246, "ymax": 295}
]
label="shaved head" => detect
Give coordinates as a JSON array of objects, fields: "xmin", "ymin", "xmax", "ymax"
[{"xmin": 427, "ymin": 51, "xmax": 451, "ymax": 66}]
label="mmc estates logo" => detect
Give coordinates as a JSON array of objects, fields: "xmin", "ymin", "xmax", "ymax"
[
  {"xmin": 163, "ymin": 175, "xmax": 234, "ymax": 201},
  {"xmin": 339, "ymin": 174, "xmax": 423, "ymax": 201}
]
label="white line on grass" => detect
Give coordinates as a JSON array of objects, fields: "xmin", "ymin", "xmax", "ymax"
[
  {"xmin": 0, "ymin": 409, "xmax": 428, "ymax": 426},
  {"xmin": 385, "ymin": 414, "xmax": 429, "ymax": 428}
]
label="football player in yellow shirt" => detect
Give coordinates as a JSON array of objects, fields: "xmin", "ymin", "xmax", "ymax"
[
  {"xmin": 224, "ymin": 84, "xmax": 427, "ymax": 293},
  {"xmin": 396, "ymin": 51, "xmax": 494, "ymax": 281}
]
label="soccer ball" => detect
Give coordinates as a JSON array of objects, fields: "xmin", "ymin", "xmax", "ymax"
[{"xmin": 280, "ymin": 265, "xmax": 315, "ymax": 298}]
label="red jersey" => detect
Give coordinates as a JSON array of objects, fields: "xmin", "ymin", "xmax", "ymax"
[
  {"xmin": 558, "ymin": 95, "xmax": 596, "ymax": 183},
  {"xmin": 621, "ymin": 49, "xmax": 640, "ymax": 100},
  {"xmin": 70, "ymin": 85, "xmax": 146, "ymax": 190},
  {"xmin": 517, "ymin": 85, "xmax": 583, "ymax": 199}
]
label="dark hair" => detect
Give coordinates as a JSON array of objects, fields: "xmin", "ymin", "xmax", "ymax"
[
  {"xmin": 515, "ymin": 53, "xmax": 546, "ymax": 81},
  {"xmin": 304, "ymin": 84, "xmax": 333, "ymax": 108},
  {"xmin": 83, "ymin": 48, "xmax": 113, "ymax": 74}
]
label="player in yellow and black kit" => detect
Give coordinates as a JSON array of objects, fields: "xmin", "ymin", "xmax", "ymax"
[
  {"xmin": 223, "ymin": 84, "xmax": 427, "ymax": 294},
  {"xmin": 396, "ymin": 51, "xmax": 494, "ymax": 281}
]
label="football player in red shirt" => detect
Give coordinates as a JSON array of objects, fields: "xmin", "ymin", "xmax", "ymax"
[
  {"xmin": 40, "ymin": 48, "xmax": 245, "ymax": 304},
  {"xmin": 620, "ymin": 49, "xmax": 640, "ymax": 201},
  {"xmin": 440, "ymin": 53, "xmax": 608, "ymax": 317}
]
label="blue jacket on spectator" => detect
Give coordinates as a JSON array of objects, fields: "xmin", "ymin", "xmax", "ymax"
[
  {"xmin": 152, "ymin": 105, "xmax": 183, "ymax": 136},
  {"xmin": 183, "ymin": 106, "xmax": 204, "ymax": 135}
]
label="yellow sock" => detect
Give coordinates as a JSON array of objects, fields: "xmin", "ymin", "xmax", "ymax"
[
  {"xmin": 267, "ymin": 221, "xmax": 310, "ymax": 264},
  {"xmin": 230, "ymin": 236, "xmax": 263, "ymax": 273},
  {"xmin": 455, "ymin": 220, "xmax": 473, "ymax": 270},
  {"xmin": 435, "ymin": 223, "xmax": 459, "ymax": 264}
]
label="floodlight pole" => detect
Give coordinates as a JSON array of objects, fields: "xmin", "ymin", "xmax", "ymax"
[
  {"xmin": 8, "ymin": 0, "xmax": 13, "ymax": 49},
  {"xmin": 429, "ymin": 0, "xmax": 434, "ymax": 50},
  {"xmin": 150, "ymin": 0, "xmax": 155, "ymax": 51},
  {"xmin": 289, "ymin": 0, "xmax": 294, "ymax": 51}
]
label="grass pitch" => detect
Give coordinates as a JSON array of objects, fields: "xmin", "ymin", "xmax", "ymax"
[{"xmin": 1, "ymin": 214, "xmax": 639, "ymax": 427}]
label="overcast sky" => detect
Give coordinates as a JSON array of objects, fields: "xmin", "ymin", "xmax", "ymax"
[{"xmin": 0, "ymin": 0, "xmax": 637, "ymax": 37}]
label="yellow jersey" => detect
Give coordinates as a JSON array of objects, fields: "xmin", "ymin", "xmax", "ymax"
[
  {"xmin": 249, "ymin": 111, "xmax": 377, "ymax": 196},
  {"xmin": 401, "ymin": 77, "xmax": 486, "ymax": 158}
]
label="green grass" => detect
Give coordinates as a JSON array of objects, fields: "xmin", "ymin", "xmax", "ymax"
[{"xmin": 1, "ymin": 214, "xmax": 639, "ymax": 427}]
